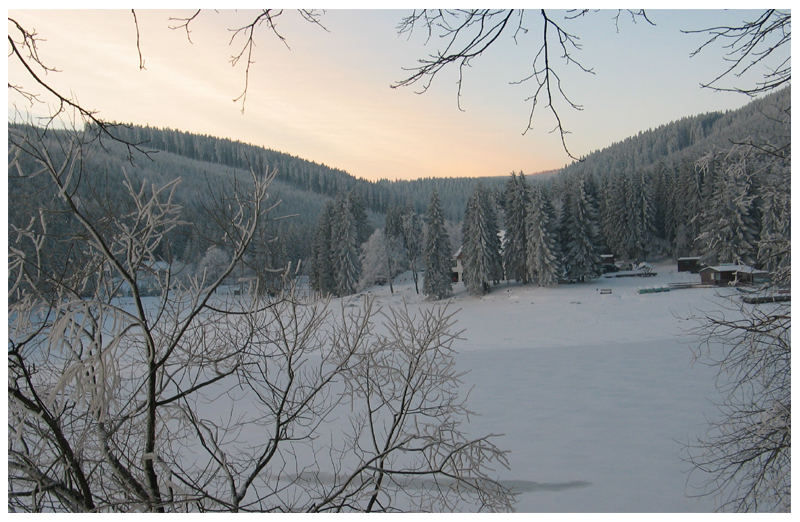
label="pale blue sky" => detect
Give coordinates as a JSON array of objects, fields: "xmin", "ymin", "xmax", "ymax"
[{"xmin": 7, "ymin": 8, "xmax": 788, "ymax": 180}]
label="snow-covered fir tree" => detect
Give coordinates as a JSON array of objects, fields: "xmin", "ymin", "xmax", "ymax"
[
  {"xmin": 695, "ymin": 149, "xmax": 759, "ymax": 266},
  {"xmin": 582, "ymin": 174, "xmax": 609, "ymax": 256},
  {"xmin": 402, "ymin": 210, "xmax": 423, "ymax": 294},
  {"xmin": 672, "ymin": 159, "xmax": 705, "ymax": 257},
  {"xmin": 626, "ymin": 170, "xmax": 656, "ymax": 261},
  {"xmin": 757, "ymin": 169, "xmax": 791, "ymax": 280},
  {"xmin": 422, "ymin": 191, "xmax": 453, "ymax": 299},
  {"xmin": 555, "ymin": 184, "xmax": 573, "ymax": 275},
  {"xmin": 598, "ymin": 175, "xmax": 617, "ymax": 256},
  {"xmin": 526, "ymin": 186, "xmax": 562, "ymax": 286},
  {"xmin": 310, "ymin": 202, "xmax": 336, "ymax": 295},
  {"xmin": 332, "ymin": 195, "xmax": 362, "ymax": 296},
  {"xmin": 349, "ymin": 191, "xmax": 371, "ymax": 244},
  {"xmin": 502, "ymin": 172, "xmax": 530, "ymax": 283},
  {"xmin": 563, "ymin": 178, "xmax": 601, "ymax": 282},
  {"xmin": 462, "ymin": 184, "xmax": 502, "ymax": 295}
]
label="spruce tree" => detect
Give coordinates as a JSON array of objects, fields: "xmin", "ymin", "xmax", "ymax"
[
  {"xmin": 526, "ymin": 187, "xmax": 561, "ymax": 286},
  {"xmin": 332, "ymin": 195, "xmax": 362, "ymax": 296},
  {"xmin": 423, "ymin": 191, "xmax": 453, "ymax": 299},
  {"xmin": 310, "ymin": 202, "xmax": 336, "ymax": 295},
  {"xmin": 627, "ymin": 170, "xmax": 655, "ymax": 261},
  {"xmin": 462, "ymin": 185, "xmax": 502, "ymax": 295},
  {"xmin": 564, "ymin": 179, "xmax": 601, "ymax": 282},
  {"xmin": 757, "ymin": 172, "xmax": 790, "ymax": 277},
  {"xmin": 502, "ymin": 172, "xmax": 530, "ymax": 283},
  {"xmin": 348, "ymin": 191, "xmax": 371, "ymax": 245},
  {"xmin": 696, "ymin": 150, "xmax": 759, "ymax": 266},
  {"xmin": 483, "ymin": 189, "xmax": 504, "ymax": 284},
  {"xmin": 401, "ymin": 210, "xmax": 423, "ymax": 294}
]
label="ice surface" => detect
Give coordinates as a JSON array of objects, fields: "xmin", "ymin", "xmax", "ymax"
[{"xmin": 358, "ymin": 262, "xmax": 735, "ymax": 512}]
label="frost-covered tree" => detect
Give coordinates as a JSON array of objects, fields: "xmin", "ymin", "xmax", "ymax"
[
  {"xmin": 423, "ymin": 191, "xmax": 453, "ymax": 299},
  {"xmin": 402, "ymin": 211, "xmax": 424, "ymax": 294},
  {"xmin": 563, "ymin": 178, "xmax": 601, "ymax": 282},
  {"xmin": 626, "ymin": 170, "xmax": 656, "ymax": 261},
  {"xmin": 672, "ymin": 159, "xmax": 706, "ymax": 257},
  {"xmin": 198, "ymin": 246, "xmax": 231, "ymax": 283},
  {"xmin": 526, "ymin": 186, "xmax": 561, "ymax": 286},
  {"xmin": 311, "ymin": 201, "xmax": 336, "ymax": 295},
  {"xmin": 688, "ymin": 295, "xmax": 790, "ymax": 512},
  {"xmin": 695, "ymin": 149, "xmax": 759, "ymax": 266},
  {"xmin": 332, "ymin": 194, "xmax": 362, "ymax": 296},
  {"xmin": 348, "ymin": 191, "xmax": 371, "ymax": 245},
  {"xmin": 385, "ymin": 204, "xmax": 423, "ymax": 292},
  {"xmin": 502, "ymin": 172, "xmax": 530, "ymax": 283},
  {"xmin": 358, "ymin": 228, "xmax": 388, "ymax": 290},
  {"xmin": 756, "ymin": 170, "xmax": 790, "ymax": 281},
  {"xmin": 462, "ymin": 185, "xmax": 502, "ymax": 295}
]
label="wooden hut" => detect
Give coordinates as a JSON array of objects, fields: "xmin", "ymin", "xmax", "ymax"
[
  {"xmin": 699, "ymin": 264, "xmax": 770, "ymax": 286},
  {"xmin": 677, "ymin": 256, "xmax": 701, "ymax": 273}
]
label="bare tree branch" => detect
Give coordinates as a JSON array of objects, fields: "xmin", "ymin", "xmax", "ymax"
[
  {"xmin": 393, "ymin": 9, "xmax": 654, "ymax": 162},
  {"xmin": 131, "ymin": 9, "xmax": 146, "ymax": 70},
  {"xmin": 683, "ymin": 10, "xmax": 791, "ymax": 96}
]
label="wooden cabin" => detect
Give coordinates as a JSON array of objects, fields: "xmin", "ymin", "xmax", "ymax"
[
  {"xmin": 677, "ymin": 256, "xmax": 701, "ymax": 273},
  {"xmin": 699, "ymin": 264, "xmax": 770, "ymax": 286}
]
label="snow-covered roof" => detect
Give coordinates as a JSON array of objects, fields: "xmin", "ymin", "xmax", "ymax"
[
  {"xmin": 700, "ymin": 264, "xmax": 768, "ymax": 274},
  {"xmin": 677, "ymin": 257, "xmax": 700, "ymax": 261}
]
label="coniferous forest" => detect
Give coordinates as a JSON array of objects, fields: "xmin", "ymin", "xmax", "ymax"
[{"xmin": 9, "ymin": 87, "xmax": 789, "ymax": 299}]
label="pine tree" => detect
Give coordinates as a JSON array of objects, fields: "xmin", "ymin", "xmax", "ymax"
[
  {"xmin": 556, "ymin": 180, "xmax": 579, "ymax": 278},
  {"xmin": 757, "ymin": 172, "xmax": 790, "ymax": 278},
  {"xmin": 462, "ymin": 185, "xmax": 502, "ymax": 295},
  {"xmin": 401, "ymin": 210, "xmax": 423, "ymax": 294},
  {"xmin": 564, "ymin": 178, "xmax": 601, "ymax": 282},
  {"xmin": 310, "ymin": 202, "xmax": 336, "ymax": 295},
  {"xmin": 628, "ymin": 170, "xmax": 656, "ymax": 261},
  {"xmin": 502, "ymin": 172, "xmax": 530, "ymax": 283},
  {"xmin": 348, "ymin": 191, "xmax": 371, "ymax": 245},
  {"xmin": 484, "ymin": 190, "xmax": 504, "ymax": 284},
  {"xmin": 526, "ymin": 186, "xmax": 562, "ymax": 286},
  {"xmin": 332, "ymin": 195, "xmax": 362, "ymax": 296},
  {"xmin": 422, "ymin": 191, "xmax": 453, "ymax": 299},
  {"xmin": 696, "ymin": 149, "xmax": 759, "ymax": 266}
]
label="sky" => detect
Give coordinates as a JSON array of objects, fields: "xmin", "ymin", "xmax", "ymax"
[{"xmin": 7, "ymin": 7, "xmax": 789, "ymax": 181}]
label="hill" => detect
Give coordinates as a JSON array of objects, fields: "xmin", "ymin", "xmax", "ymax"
[{"xmin": 7, "ymin": 86, "xmax": 789, "ymax": 289}]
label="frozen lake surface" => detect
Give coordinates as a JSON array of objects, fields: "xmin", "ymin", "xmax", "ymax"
[{"xmin": 363, "ymin": 261, "xmax": 733, "ymax": 511}]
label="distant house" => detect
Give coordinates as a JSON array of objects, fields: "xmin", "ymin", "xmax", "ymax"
[
  {"xmin": 599, "ymin": 254, "xmax": 617, "ymax": 273},
  {"xmin": 677, "ymin": 257, "xmax": 702, "ymax": 273},
  {"xmin": 451, "ymin": 247, "xmax": 464, "ymax": 283},
  {"xmin": 699, "ymin": 264, "xmax": 770, "ymax": 286}
]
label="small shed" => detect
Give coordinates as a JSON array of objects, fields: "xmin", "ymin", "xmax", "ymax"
[
  {"xmin": 451, "ymin": 247, "xmax": 464, "ymax": 283},
  {"xmin": 677, "ymin": 256, "xmax": 702, "ymax": 273},
  {"xmin": 599, "ymin": 254, "xmax": 617, "ymax": 274},
  {"xmin": 699, "ymin": 264, "xmax": 770, "ymax": 286}
]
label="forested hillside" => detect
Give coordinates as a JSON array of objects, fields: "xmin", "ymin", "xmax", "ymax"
[
  {"xmin": 455, "ymin": 88, "xmax": 790, "ymax": 295},
  {"xmin": 8, "ymin": 87, "xmax": 789, "ymax": 297},
  {"xmin": 109, "ymin": 124, "xmax": 511, "ymax": 220}
]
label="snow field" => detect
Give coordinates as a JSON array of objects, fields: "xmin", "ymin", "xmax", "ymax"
[{"xmin": 358, "ymin": 262, "xmax": 736, "ymax": 511}]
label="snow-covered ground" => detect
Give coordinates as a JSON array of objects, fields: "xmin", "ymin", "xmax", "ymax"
[{"xmin": 356, "ymin": 261, "xmax": 736, "ymax": 512}]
